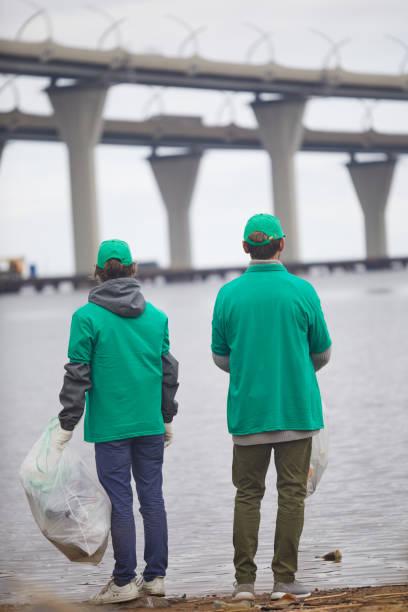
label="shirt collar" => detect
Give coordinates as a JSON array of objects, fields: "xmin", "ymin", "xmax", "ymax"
[
  {"xmin": 248, "ymin": 259, "xmax": 283, "ymax": 267},
  {"xmin": 245, "ymin": 259, "xmax": 287, "ymax": 274}
]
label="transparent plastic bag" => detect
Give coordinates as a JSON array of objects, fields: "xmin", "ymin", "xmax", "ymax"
[
  {"xmin": 306, "ymin": 401, "xmax": 328, "ymax": 497},
  {"xmin": 20, "ymin": 417, "xmax": 111, "ymax": 564}
]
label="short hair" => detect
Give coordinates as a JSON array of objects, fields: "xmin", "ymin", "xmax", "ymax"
[
  {"xmin": 245, "ymin": 231, "xmax": 282, "ymax": 259},
  {"xmin": 94, "ymin": 258, "xmax": 136, "ymax": 282}
]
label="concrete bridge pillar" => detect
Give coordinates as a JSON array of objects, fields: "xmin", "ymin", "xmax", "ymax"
[
  {"xmin": 346, "ymin": 158, "xmax": 396, "ymax": 258},
  {"xmin": 251, "ymin": 97, "xmax": 306, "ymax": 262},
  {"xmin": 47, "ymin": 85, "xmax": 107, "ymax": 274},
  {"xmin": 0, "ymin": 139, "xmax": 6, "ymax": 165},
  {"xmin": 149, "ymin": 153, "xmax": 201, "ymax": 269}
]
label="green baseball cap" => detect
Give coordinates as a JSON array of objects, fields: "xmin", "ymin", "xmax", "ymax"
[
  {"xmin": 243, "ymin": 213, "xmax": 286, "ymax": 245},
  {"xmin": 97, "ymin": 239, "xmax": 133, "ymax": 267}
]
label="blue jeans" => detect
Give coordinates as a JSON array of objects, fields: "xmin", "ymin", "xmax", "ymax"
[{"xmin": 95, "ymin": 434, "xmax": 168, "ymax": 587}]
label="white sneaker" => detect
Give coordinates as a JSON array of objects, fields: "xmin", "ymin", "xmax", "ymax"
[
  {"xmin": 139, "ymin": 576, "xmax": 166, "ymax": 596},
  {"xmin": 92, "ymin": 578, "xmax": 141, "ymax": 604}
]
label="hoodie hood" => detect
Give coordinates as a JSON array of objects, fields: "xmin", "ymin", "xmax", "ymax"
[{"xmin": 88, "ymin": 277, "xmax": 146, "ymax": 318}]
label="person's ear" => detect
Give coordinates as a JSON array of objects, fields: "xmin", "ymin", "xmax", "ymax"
[
  {"xmin": 243, "ymin": 241, "xmax": 250, "ymax": 254},
  {"xmin": 279, "ymin": 238, "xmax": 285, "ymax": 252}
]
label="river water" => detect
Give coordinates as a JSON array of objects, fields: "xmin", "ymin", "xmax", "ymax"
[{"xmin": 1, "ymin": 269, "xmax": 407, "ymax": 603}]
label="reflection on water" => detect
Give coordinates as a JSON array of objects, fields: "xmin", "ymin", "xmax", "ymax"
[
  {"xmin": 366, "ymin": 287, "xmax": 392, "ymax": 294},
  {"xmin": 1, "ymin": 269, "xmax": 408, "ymax": 603}
]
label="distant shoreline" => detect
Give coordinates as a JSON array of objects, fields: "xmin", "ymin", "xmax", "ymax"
[{"xmin": 1, "ymin": 255, "xmax": 408, "ymax": 295}]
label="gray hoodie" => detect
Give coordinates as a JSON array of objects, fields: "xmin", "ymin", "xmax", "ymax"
[
  {"xmin": 88, "ymin": 277, "xmax": 146, "ymax": 318},
  {"xmin": 59, "ymin": 278, "xmax": 179, "ymax": 431}
]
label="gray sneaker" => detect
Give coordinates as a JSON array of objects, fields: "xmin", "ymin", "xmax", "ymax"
[
  {"xmin": 271, "ymin": 579, "xmax": 311, "ymax": 600},
  {"xmin": 232, "ymin": 582, "xmax": 255, "ymax": 601}
]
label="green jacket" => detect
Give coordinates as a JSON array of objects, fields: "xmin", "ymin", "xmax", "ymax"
[{"xmin": 59, "ymin": 278, "xmax": 179, "ymax": 443}]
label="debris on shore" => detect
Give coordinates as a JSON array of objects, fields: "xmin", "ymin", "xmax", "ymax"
[
  {"xmin": 214, "ymin": 601, "xmax": 253, "ymax": 610},
  {"xmin": 322, "ymin": 549, "xmax": 342, "ymax": 562},
  {"xmin": 1, "ymin": 585, "xmax": 407, "ymax": 612}
]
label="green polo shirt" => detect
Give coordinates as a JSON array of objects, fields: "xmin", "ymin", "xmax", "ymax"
[
  {"xmin": 68, "ymin": 302, "xmax": 169, "ymax": 443},
  {"xmin": 211, "ymin": 264, "xmax": 331, "ymax": 435}
]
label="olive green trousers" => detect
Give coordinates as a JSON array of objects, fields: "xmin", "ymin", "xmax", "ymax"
[{"xmin": 232, "ymin": 437, "xmax": 312, "ymax": 584}]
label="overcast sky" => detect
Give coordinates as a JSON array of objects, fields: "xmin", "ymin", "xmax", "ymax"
[{"xmin": 0, "ymin": 0, "xmax": 407, "ymax": 275}]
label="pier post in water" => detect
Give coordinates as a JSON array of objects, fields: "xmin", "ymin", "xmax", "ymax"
[
  {"xmin": 346, "ymin": 158, "xmax": 396, "ymax": 258},
  {"xmin": 47, "ymin": 85, "xmax": 107, "ymax": 275},
  {"xmin": 251, "ymin": 97, "xmax": 306, "ymax": 263},
  {"xmin": 149, "ymin": 152, "xmax": 201, "ymax": 269},
  {"xmin": 0, "ymin": 139, "xmax": 5, "ymax": 163}
]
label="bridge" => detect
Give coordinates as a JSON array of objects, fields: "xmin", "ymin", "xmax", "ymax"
[
  {"xmin": 1, "ymin": 38, "xmax": 407, "ymax": 273},
  {"xmin": 1, "ymin": 39, "xmax": 408, "ymax": 100},
  {"xmin": 1, "ymin": 110, "xmax": 408, "ymax": 154}
]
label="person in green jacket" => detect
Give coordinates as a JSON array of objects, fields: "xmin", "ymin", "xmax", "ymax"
[
  {"xmin": 55, "ymin": 239, "xmax": 179, "ymax": 604},
  {"xmin": 211, "ymin": 214, "xmax": 331, "ymax": 602}
]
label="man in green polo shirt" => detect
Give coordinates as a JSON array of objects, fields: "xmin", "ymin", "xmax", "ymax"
[{"xmin": 211, "ymin": 214, "xmax": 331, "ymax": 602}]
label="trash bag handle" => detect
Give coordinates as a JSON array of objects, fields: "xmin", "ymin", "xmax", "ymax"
[{"xmin": 36, "ymin": 417, "xmax": 60, "ymax": 474}]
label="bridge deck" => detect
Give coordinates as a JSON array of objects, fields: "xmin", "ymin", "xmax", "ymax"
[
  {"xmin": 1, "ymin": 111, "xmax": 407, "ymax": 154},
  {"xmin": 1, "ymin": 39, "xmax": 408, "ymax": 100}
]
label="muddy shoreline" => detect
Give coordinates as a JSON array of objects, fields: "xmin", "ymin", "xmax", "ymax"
[{"xmin": 1, "ymin": 585, "xmax": 407, "ymax": 612}]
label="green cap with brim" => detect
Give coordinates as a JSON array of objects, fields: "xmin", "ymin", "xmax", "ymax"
[
  {"xmin": 97, "ymin": 239, "xmax": 133, "ymax": 268},
  {"xmin": 243, "ymin": 213, "xmax": 286, "ymax": 245}
]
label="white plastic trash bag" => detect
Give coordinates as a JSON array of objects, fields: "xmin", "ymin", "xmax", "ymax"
[
  {"xmin": 20, "ymin": 417, "xmax": 111, "ymax": 564},
  {"xmin": 306, "ymin": 401, "xmax": 329, "ymax": 497}
]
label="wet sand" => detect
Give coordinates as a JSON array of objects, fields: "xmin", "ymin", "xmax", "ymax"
[{"xmin": 1, "ymin": 585, "xmax": 408, "ymax": 611}]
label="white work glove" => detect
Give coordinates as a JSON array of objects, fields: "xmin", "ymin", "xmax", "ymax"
[
  {"xmin": 55, "ymin": 425, "xmax": 73, "ymax": 452},
  {"xmin": 164, "ymin": 423, "xmax": 173, "ymax": 448}
]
